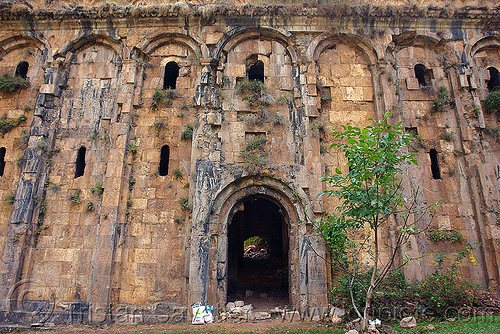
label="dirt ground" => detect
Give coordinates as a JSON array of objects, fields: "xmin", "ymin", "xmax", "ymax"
[{"xmin": 6, "ymin": 319, "xmax": 339, "ymax": 334}]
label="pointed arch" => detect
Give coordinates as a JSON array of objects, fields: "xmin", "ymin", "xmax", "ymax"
[
  {"xmin": 0, "ymin": 35, "xmax": 51, "ymax": 62},
  {"xmin": 54, "ymin": 33, "xmax": 123, "ymax": 60},
  {"xmin": 215, "ymin": 27, "xmax": 298, "ymax": 65},
  {"xmin": 138, "ymin": 32, "xmax": 207, "ymax": 60},
  {"xmin": 470, "ymin": 36, "xmax": 500, "ymax": 57},
  {"xmin": 308, "ymin": 31, "xmax": 378, "ymax": 65}
]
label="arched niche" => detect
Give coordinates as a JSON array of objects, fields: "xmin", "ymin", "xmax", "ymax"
[
  {"xmin": 215, "ymin": 27, "xmax": 298, "ymax": 65},
  {"xmin": 392, "ymin": 33, "xmax": 447, "ymax": 110},
  {"xmin": 312, "ymin": 34, "xmax": 377, "ymax": 125},
  {"xmin": 54, "ymin": 34, "xmax": 122, "ymax": 61},
  {"xmin": 215, "ymin": 28, "xmax": 300, "ymax": 168},
  {"xmin": 61, "ymin": 41, "xmax": 121, "ymax": 131},
  {"xmin": 0, "ymin": 35, "xmax": 49, "ymax": 89},
  {"xmin": 470, "ymin": 37, "xmax": 500, "ymax": 96},
  {"xmin": 137, "ymin": 33, "xmax": 204, "ymax": 101}
]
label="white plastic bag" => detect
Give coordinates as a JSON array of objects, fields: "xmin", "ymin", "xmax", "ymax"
[{"xmin": 191, "ymin": 304, "xmax": 214, "ymax": 324}]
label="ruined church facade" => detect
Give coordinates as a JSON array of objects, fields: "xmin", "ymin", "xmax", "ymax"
[{"xmin": 0, "ymin": 3, "xmax": 499, "ymax": 324}]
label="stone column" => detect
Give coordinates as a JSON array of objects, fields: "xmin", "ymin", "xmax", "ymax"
[
  {"xmin": 0, "ymin": 62, "xmax": 63, "ymax": 312},
  {"xmin": 86, "ymin": 58, "xmax": 138, "ymax": 323}
]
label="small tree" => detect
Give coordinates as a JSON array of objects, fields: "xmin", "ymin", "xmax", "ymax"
[{"xmin": 317, "ymin": 114, "xmax": 438, "ymax": 330}]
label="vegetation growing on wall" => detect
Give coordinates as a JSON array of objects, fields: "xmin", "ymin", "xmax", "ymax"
[
  {"xmin": 151, "ymin": 88, "xmax": 178, "ymax": 110},
  {"xmin": 0, "ymin": 75, "xmax": 29, "ymax": 92},
  {"xmin": 431, "ymin": 86, "xmax": 451, "ymax": 114},
  {"xmin": 429, "ymin": 229, "xmax": 465, "ymax": 243},
  {"xmin": 181, "ymin": 124, "xmax": 193, "ymax": 140},
  {"xmin": 484, "ymin": 91, "xmax": 500, "ymax": 115},
  {"xmin": 237, "ymin": 79, "xmax": 274, "ymax": 108},
  {"xmin": 0, "ymin": 114, "xmax": 27, "ymax": 136},
  {"xmin": 69, "ymin": 189, "xmax": 82, "ymax": 204},
  {"xmin": 239, "ymin": 135, "xmax": 268, "ymax": 171}
]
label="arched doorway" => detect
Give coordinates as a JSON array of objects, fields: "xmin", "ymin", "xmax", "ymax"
[
  {"xmin": 188, "ymin": 176, "xmax": 328, "ymax": 312},
  {"xmin": 227, "ymin": 195, "xmax": 289, "ymax": 308}
]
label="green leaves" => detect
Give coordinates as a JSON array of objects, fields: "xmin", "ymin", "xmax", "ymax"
[{"xmin": 318, "ymin": 114, "xmax": 417, "ymax": 252}]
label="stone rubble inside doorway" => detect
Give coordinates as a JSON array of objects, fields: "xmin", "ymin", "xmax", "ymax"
[{"xmin": 219, "ymin": 299, "xmax": 293, "ymax": 322}]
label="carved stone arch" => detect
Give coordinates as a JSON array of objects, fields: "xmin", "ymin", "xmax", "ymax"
[
  {"xmin": 0, "ymin": 35, "xmax": 51, "ymax": 62},
  {"xmin": 215, "ymin": 27, "xmax": 298, "ymax": 65},
  {"xmin": 470, "ymin": 36, "xmax": 500, "ymax": 56},
  {"xmin": 308, "ymin": 32, "xmax": 383, "ymax": 120},
  {"xmin": 391, "ymin": 31, "xmax": 442, "ymax": 51},
  {"xmin": 138, "ymin": 32, "xmax": 207, "ymax": 60},
  {"xmin": 469, "ymin": 36, "xmax": 500, "ymax": 95},
  {"xmin": 54, "ymin": 33, "xmax": 123, "ymax": 61},
  {"xmin": 191, "ymin": 174, "xmax": 327, "ymax": 310},
  {"xmin": 308, "ymin": 31, "xmax": 378, "ymax": 65}
]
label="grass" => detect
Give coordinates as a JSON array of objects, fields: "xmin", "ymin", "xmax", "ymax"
[
  {"xmin": 89, "ymin": 316, "xmax": 500, "ymax": 333},
  {"xmin": 113, "ymin": 330, "xmax": 344, "ymax": 334},
  {"xmin": 392, "ymin": 315, "xmax": 500, "ymax": 333}
]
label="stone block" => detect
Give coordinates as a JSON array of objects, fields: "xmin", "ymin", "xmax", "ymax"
[
  {"xmin": 406, "ymin": 78, "xmax": 420, "ymax": 90},
  {"xmin": 284, "ymin": 310, "xmax": 301, "ymax": 322},
  {"xmin": 40, "ymin": 83, "xmax": 57, "ymax": 95},
  {"xmin": 459, "ymin": 74, "xmax": 469, "ymax": 88},
  {"xmin": 362, "ymin": 86, "xmax": 374, "ymax": 101},
  {"xmin": 345, "ymin": 87, "xmax": 363, "ymax": 101}
]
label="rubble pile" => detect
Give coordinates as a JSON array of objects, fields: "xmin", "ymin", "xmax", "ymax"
[{"xmin": 220, "ymin": 301, "xmax": 276, "ymax": 321}]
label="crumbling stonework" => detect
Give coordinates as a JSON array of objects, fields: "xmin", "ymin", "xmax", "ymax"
[{"xmin": 0, "ymin": 0, "xmax": 499, "ymax": 326}]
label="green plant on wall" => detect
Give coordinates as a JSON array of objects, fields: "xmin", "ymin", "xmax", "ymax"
[
  {"xmin": 181, "ymin": 124, "xmax": 193, "ymax": 140},
  {"xmin": 429, "ymin": 230, "xmax": 465, "ymax": 243},
  {"xmin": 151, "ymin": 89, "xmax": 178, "ymax": 110},
  {"xmin": 239, "ymin": 135, "xmax": 268, "ymax": 171},
  {"xmin": 91, "ymin": 181, "xmax": 104, "ymax": 196},
  {"xmin": 0, "ymin": 114, "xmax": 27, "ymax": 136},
  {"xmin": 173, "ymin": 168, "xmax": 184, "ymax": 180},
  {"xmin": 237, "ymin": 79, "xmax": 274, "ymax": 108},
  {"xmin": 179, "ymin": 196, "xmax": 190, "ymax": 211},
  {"xmin": 0, "ymin": 75, "xmax": 30, "ymax": 92},
  {"xmin": 441, "ymin": 130, "xmax": 455, "ymax": 141},
  {"xmin": 69, "ymin": 189, "xmax": 82, "ymax": 204},
  {"xmin": 484, "ymin": 91, "xmax": 500, "ymax": 115},
  {"xmin": 431, "ymin": 86, "xmax": 451, "ymax": 114},
  {"xmin": 5, "ymin": 191, "xmax": 15, "ymax": 204}
]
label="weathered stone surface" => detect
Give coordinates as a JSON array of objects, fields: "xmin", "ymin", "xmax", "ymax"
[
  {"xmin": 400, "ymin": 316, "xmax": 417, "ymax": 328},
  {"xmin": 0, "ymin": 1, "xmax": 498, "ymax": 328}
]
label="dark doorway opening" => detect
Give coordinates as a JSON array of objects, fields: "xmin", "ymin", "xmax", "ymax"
[
  {"xmin": 15, "ymin": 61, "xmax": 29, "ymax": 80},
  {"xmin": 227, "ymin": 196, "xmax": 289, "ymax": 310},
  {"xmin": 487, "ymin": 67, "xmax": 500, "ymax": 92},
  {"xmin": 75, "ymin": 147, "xmax": 86, "ymax": 178},
  {"xmin": 430, "ymin": 149, "xmax": 441, "ymax": 180},
  {"xmin": 159, "ymin": 145, "xmax": 170, "ymax": 176},
  {"xmin": 163, "ymin": 61, "xmax": 179, "ymax": 90},
  {"xmin": 414, "ymin": 64, "xmax": 433, "ymax": 87},
  {"xmin": 247, "ymin": 60, "xmax": 264, "ymax": 83}
]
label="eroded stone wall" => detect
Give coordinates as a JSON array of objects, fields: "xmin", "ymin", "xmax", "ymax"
[{"xmin": 0, "ymin": 3, "xmax": 498, "ymax": 325}]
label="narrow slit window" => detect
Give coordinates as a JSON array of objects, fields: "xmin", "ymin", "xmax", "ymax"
[
  {"xmin": 0, "ymin": 147, "xmax": 6, "ymax": 177},
  {"xmin": 159, "ymin": 145, "xmax": 170, "ymax": 176},
  {"xmin": 247, "ymin": 60, "xmax": 264, "ymax": 82},
  {"xmin": 430, "ymin": 149, "xmax": 441, "ymax": 179},
  {"xmin": 414, "ymin": 64, "xmax": 433, "ymax": 87},
  {"xmin": 75, "ymin": 147, "xmax": 86, "ymax": 178},
  {"xmin": 15, "ymin": 61, "xmax": 29, "ymax": 80},
  {"xmin": 487, "ymin": 67, "xmax": 500, "ymax": 92},
  {"xmin": 163, "ymin": 61, "xmax": 179, "ymax": 90}
]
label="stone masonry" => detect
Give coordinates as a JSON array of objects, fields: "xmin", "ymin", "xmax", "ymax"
[{"xmin": 0, "ymin": 0, "xmax": 499, "ymax": 326}]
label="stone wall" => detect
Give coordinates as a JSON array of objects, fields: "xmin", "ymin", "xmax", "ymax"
[{"xmin": 0, "ymin": 2, "xmax": 499, "ymax": 325}]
